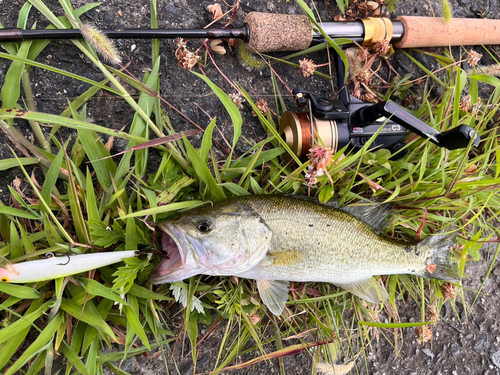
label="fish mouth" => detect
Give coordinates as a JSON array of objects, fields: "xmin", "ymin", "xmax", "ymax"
[{"xmin": 150, "ymin": 223, "xmax": 209, "ymax": 284}]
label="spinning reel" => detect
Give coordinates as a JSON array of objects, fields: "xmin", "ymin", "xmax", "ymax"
[{"xmin": 279, "ymin": 51, "xmax": 480, "ymax": 162}]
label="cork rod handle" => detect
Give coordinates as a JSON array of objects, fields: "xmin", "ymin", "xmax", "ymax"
[{"xmin": 394, "ymin": 16, "xmax": 500, "ymax": 48}]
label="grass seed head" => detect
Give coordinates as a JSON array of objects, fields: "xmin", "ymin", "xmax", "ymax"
[
  {"xmin": 426, "ymin": 304, "xmax": 440, "ymax": 322},
  {"xmin": 370, "ymin": 40, "xmax": 390, "ymax": 57},
  {"xmin": 472, "ymin": 63, "xmax": 500, "ymax": 77},
  {"xmin": 354, "ymin": 69, "xmax": 372, "ymax": 85},
  {"xmin": 467, "ymin": 50, "xmax": 482, "ymax": 67},
  {"xmin": 441, "ymin": 282, "xmax": 457, "ymax": 300},
  {"xmin": 176, "ymin": 50, "xmax": 200, "ymax": 70},
  {"xmin": 345, "ymin": 48, "xmax": 363, "ymax": 75},
  {"xmin": 459, "ymin": 95, "xmax": 471, "ymax": 112},
  {"xmin": 81, "ymin": 24, "xmax": 122, "ymax": 64},
  {"xmin": 441, "ymin": 0, "xmax": 452, "ymax": 24},
  {"xmin": 414, "ymin": 325, "xmax": 432, "ymax": 344},
  {"xmin": 237, "ymin": 40, "xmax": 266, "ymax": 71},
  {"xmin": 251, "ymin": 99, "xmax": 270, "ymax": 116},
  {"xmin": 298, "ymin": 58, "xmax": 316, "ymax": 77},
  {"xmin": 229, "ymin": 93, "xmax": 245, "ymax": 109}
]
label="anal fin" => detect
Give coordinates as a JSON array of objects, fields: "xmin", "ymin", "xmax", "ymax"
[
  {"xmin": 257, "ymin": 280, "xmax": 290, "ymax": 316},
  {"xmin": 338, "ymin": 277, "xmax": 388, "ymax": 304}
]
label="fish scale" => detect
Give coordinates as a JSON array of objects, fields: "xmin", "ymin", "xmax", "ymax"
[
  {"xmin": 152, "ymin": 195, "xmax": 459, "ymax": 315},
  {"xmin": 233, "ymin": 196, "xmax": 427, "ymax": 284}
]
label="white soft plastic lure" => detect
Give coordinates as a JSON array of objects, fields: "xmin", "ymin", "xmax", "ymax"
[{"xmin": 0, "ymin": 250, "xmax": 139, "ymax": 283}]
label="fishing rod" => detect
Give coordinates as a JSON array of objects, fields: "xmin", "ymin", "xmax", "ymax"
[{"xmin": 2, "ymin": 12, "xmax": 500, "ymax": 53}]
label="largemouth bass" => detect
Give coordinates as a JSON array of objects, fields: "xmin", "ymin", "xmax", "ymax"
[{"xmin": 150, "ymin": 195, "xmax": 458, "ymax": 315}]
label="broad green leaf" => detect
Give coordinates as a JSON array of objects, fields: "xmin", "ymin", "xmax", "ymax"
[
  {"xmin": 119, "ymin": 200, "xmax": 206, "ymax": 220},
  {"xmin": 183, "ymin": 134, "xmax": 226, "ymax": 201},
  {"xmin": 77, "ymin": 127, "xmax": 116, "ymax": 192},
  {"xmin": 86, "ymin": 168, "xmax": 100, "ymax": 224},
  {"xmin": 77, "ymin": 278, "xmax": 129, "ymax": 306},
  {"xmin": 18, "ymin": 3, "xmax": 33, "ymax": 34},
  {"xmin": 116, "ymin": 58, "xmax": 160, "ymax": 180},
  {"xmin": 81, "ymin": 298, "xmax": 114, "ymax": 355},
  {"xmin": 222, "ymin": 183, "xmax": 251, "ymax": 196},
  {"xmin": 124, "ymin": 295, "xmax": 151, "ymax": 350},
  {"xmin": 60, "ymin": 299, "xmax": 117, "ymax": 341},
  {"xmin": 0, "ymin": 282, "xmax": 41, "ymax": 299},
  {"xmin": 86, "ymin": 337, "xmax": 99, "ymax": 375},
  {"xmin": 469, "ymin": 74, "xmax": 500, "ymax": 87},
  {"xmin": 41, "ymin": 148, "xmax": 64, "ymax": 210},
  {"xmin": 0, "ymin": 157, "xmax": 38, "ymax": 171},
  {"xmin": 3, "ymin": 312, "xmax": 64, "ymax": 375},
  {"xmin": 191, "ymin": 71, "xmax": 242, "ymax": 149},
  {"xmin": 200, "ymin": 117, "xmax": 216, "ymax": 162},
  {"xmin": 156, "ymin": 176, "xmax": 195, "ymax": 205},
  {"xmin": 318, "ymin": 184, "xmax": 335, "ymax": 204},
  {"xmin": 0, "ymin": 109, "xmax": 148, "ymax": 143},
  {"xmin": 1, "ymin": 40, "xmax": 31, "ymax": 114},
  {"xmin": 250, "ymin": 177, "xmax": 264, "ymax": 195},
  {"xmin": 151, "ymin": 0, "xmax": 160, "ymax": 59},
  {"xmin": 9, "ymin": 222, "xmax": 23, "ymax": 259},
  {"xmin": 0, "ymin": 205, "xmax": 40, "ymax": 220},
  {"xmin": 127, "ymin": 283, "xmax": 174, "ymax": 301},
  {"xmin": 60, "ymin": 342, "xmax": 90, "ymax": 375}
]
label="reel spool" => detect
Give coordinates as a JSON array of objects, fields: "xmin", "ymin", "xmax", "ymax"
[{"xmin": 279, "ymin": 111, "xmax": 348, "ymax": 163}]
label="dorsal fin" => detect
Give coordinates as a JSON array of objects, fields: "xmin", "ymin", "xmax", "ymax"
[
  {"xmin": 284, "ymin": 195, "xmax": 393, "ymax": 234},
  {"xmin": 338, "ymin": 202, "xmax": 393, "ymax": 234}
]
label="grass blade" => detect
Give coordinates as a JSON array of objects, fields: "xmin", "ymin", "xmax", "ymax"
[
  {"xmin": 60, "ymin": 299, "xmax": 117, "ymax": 341},
  {"xmin": 191, "ymin": 71, "xmax": 242, "ymax": 149},
  {"xmin": 3, "ymin": 312, "xmax": 63, "ymax": 375},
  {"xmin": 183, "ymin": 134, "xmax": 226, "ymax": 201}
]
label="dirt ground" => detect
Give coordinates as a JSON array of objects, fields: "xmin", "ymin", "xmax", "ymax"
[{"xmin": 1, "ymin": 0, "xmax": 500, "ymax": 374}]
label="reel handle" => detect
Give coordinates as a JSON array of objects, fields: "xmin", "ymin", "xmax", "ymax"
[{"xmin": 353, "ymin": 101, "xmax": 480, "ymax": 150}]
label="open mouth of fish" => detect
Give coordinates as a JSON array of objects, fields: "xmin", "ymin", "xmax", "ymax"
[{"xmin": 150, "ymin": 223, "xmax": 210, "ymax": 284}]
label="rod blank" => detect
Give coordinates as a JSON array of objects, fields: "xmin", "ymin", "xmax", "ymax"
[
  {"xmin": 0, "ymin": 27, "xmax": 249, "ymax": 43},
  {"xmin": 2, "ymin": 13, "xmax": 500, "ymax": 53}
]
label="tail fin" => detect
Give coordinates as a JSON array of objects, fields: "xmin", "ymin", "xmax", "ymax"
[{"xmin": 418, "ymin": 230, "xmax": 459, "ymax": 282}]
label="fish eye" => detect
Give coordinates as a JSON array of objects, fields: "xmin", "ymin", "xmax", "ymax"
[
  {"xmin": 0, "ymin": 277, "xmax": 9, "ymax": 282},
  {"xmin": 196, "ymin": 219, "xmax": 213, "ymax": 233}
]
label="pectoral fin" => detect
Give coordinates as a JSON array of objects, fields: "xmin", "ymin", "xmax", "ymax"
[
  {"xmin": 256, "ymin": 280, "xmax": 290, "ymax": 316},
  {"xmin": 338, "ymin": 277, "xmax": 388, "ymax": 304}
]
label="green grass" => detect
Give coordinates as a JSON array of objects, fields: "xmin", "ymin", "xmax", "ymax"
[{"xmin": 1, "ymin": 1, "xmax": 500, "ymax": 374}]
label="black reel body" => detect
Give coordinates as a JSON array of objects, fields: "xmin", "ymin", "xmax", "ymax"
[
  {"xmin": 279, "ymin": 90, "xmax": 480, "ymax": 163},
  {"xmin": 279, "ymin": 48, "xmax": 480, "ymax": 163}
]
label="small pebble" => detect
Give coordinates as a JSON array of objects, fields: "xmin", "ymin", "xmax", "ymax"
[
  {"xmin": 492, "ymin": 350, "xmax": 500, "ymax": 368},
  {"xmin": 422, "ymin": 349, "xmax": 434, "ymax": 358}
]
